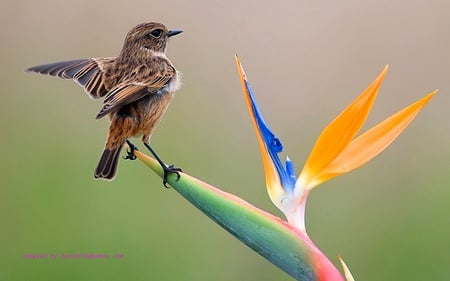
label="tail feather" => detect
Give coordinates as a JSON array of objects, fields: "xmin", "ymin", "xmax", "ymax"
[{"xmin": 94, "ymin": 146, "xmax": 123, "ymax": 180}]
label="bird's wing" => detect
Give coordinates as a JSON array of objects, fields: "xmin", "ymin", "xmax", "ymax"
[
  {"xmin": 26, "ymin": 58, "xmax": 114, "ymax": 99},
  {"xmin": 95, "ymin": 84, "xmax": 148, "ymax": 119},
  {"xmin": 95, "ymin": 62, "xmax": 176, "ymax": 119}
]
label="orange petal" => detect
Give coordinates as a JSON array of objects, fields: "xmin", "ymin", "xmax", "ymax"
[
  {"xmin": 299, "ymin": 66, "xmax": 388, "ymax": 189},
  {"xmin": 313, "ymin": 90, "xmax": 437, "ymax": 185}
]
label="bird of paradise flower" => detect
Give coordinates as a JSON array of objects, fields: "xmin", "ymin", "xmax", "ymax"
[{"xmin": 133, "ymin": 56, "xmax": 436, "ymax": 281}]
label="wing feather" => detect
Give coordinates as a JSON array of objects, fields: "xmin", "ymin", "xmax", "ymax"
[
  {"xmin": 96, "ymin": 84, "xmax": 149, "ymax": 119},
  {"xmin": 26, "ymin": 58, "xmax": 113, "ymax": 99}
]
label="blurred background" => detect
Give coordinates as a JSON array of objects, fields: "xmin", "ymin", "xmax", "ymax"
[{"xmin": 1, "ymin": 0, "xmax": 449, "ymax": 280}]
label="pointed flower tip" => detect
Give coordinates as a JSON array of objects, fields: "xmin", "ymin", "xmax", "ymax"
[
  {"xmin": 425, "ymin": 88, "xmax": 438, "ymax": 100},
  {"xmin": 339, "ymin": 257, "xmax": 355, "ymax": 281},
  {"xmin": 365, "ymin": 65, "xmax": 388, "ymax": 97},
  {"xmin": 235, "ymin": 55, "xmax": 247, "ymax": 82},
  {"xmin": 372, "ymin": 65, "xmax": 389, "ymax": 88}
]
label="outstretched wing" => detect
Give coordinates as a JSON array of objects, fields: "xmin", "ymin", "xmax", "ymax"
[
  {"xmin": 26, "ymin": 58, "xmax": 114, "ymax": 99},
  {"xmin": 95, "ymin": 61, "xmax": 177, "ymax": 119}
]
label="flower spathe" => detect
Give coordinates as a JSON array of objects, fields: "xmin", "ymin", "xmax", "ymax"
[{"xmin": 134, "ymin": 149, "xmax": 345, "ymax": 281}]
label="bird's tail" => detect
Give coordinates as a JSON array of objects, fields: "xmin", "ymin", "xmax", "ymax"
[{"xmin": 94, "ymin": 145, "xmax": 123, "ymax": 180}]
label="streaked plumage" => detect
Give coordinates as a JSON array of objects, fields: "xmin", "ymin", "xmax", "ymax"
[{"xmin": 26, "ymin": 22, "xmax": 182, "ymax": 181}]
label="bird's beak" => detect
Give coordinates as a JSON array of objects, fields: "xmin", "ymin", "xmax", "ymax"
[{"xmin": 168, "ymin": 30, "xmax": 183, "ymax": 37}]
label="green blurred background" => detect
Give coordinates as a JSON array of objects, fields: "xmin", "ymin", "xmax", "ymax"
[{"xmin": 2, "ymin": 0, "xmax": 449, "ymax": 280}]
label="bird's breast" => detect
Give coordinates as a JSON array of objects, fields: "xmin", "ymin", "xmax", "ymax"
[{"xmin": 157, "ymin": 71, "xmax": 182, "ymax": 95}]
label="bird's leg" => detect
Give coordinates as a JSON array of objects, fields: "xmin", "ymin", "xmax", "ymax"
[
  {"xmin": 123, "ymin": 140, "xmax": 138, "ymax": 160},
  {"xmin": 143, "ymin": 142, "xmax": 182, "ymax": 188}
]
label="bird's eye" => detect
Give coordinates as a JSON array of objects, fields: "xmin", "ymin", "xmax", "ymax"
[{"xmin": 148, "ymin": 29, "xmax": 163, "ymax": 38}]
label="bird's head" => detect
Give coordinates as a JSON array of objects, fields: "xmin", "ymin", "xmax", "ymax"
[{"xmin": 120, "ymin": 22, "xmax": 182, "ymax": 58}]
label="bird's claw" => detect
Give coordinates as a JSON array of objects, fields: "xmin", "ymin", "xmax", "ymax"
[
  {"xmin": 162, "ymin": 165, "xmax": 183, "ymax": 188},
  {"xmin": 123, "ymin": 140, "xmax": 138, "ymax": 160},
  {"xmin": 123, "ymin": 150, "xmax": 137, "ymax": 160}
]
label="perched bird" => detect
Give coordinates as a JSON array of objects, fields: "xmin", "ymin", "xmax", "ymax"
[{"xmin": 26, "ymin": 22, "xmax": 183, "ymax": 186}]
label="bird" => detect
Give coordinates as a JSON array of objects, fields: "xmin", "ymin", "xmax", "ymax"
[{"xmin": 25, "ymin": 22, "xmax": 183, "ymax": 186}]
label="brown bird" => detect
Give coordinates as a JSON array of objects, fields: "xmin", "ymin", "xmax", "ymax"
[{"xmin": 26, "ymin": 22, "xmax": 183, "ymax": 186}]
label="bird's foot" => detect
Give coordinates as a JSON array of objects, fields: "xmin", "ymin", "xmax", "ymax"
[
  {"xmin": 123, "ymin": 140, "xmax": 138, "ymax": 160},
  {"xmin": 162, "ymin": 165, "xmax": 183, "ymax": 188}
]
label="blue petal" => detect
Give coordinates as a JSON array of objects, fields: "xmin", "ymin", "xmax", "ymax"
[
  {"xmin": 285, "ymin": 158, "xmax": 297, "ymax": 184},
  {"xmin": 244, "ymin": 80, "xmax": 297, "ymax": 192}
]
